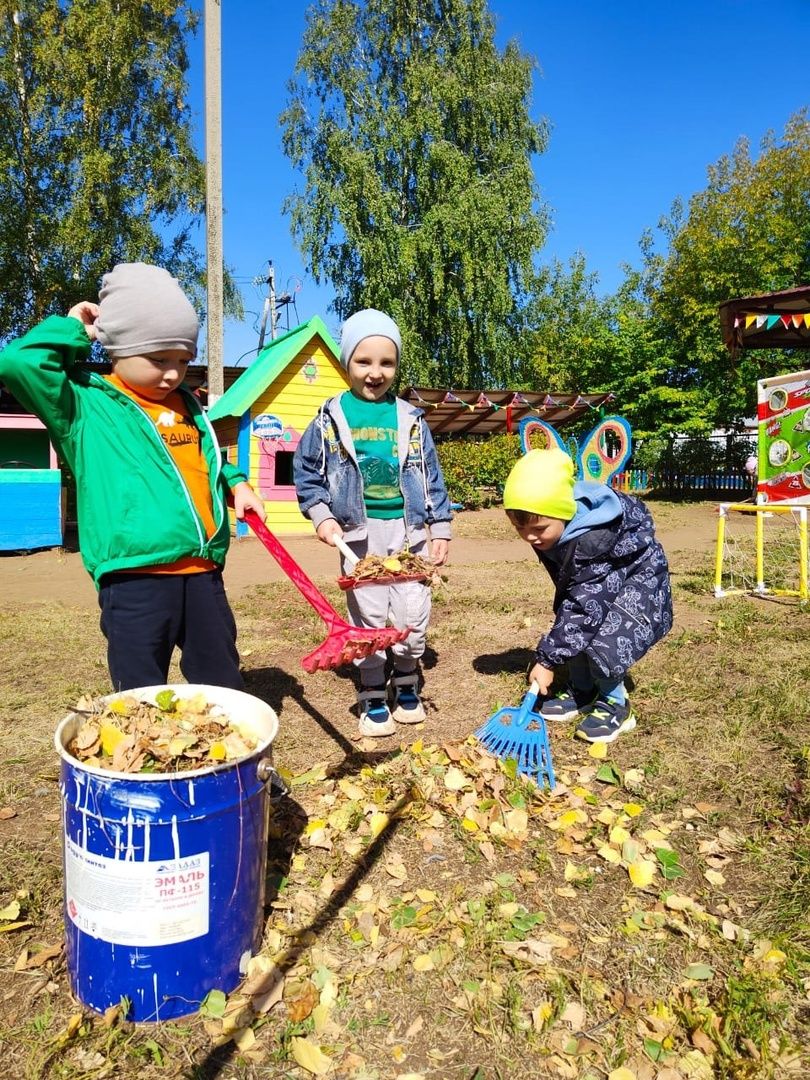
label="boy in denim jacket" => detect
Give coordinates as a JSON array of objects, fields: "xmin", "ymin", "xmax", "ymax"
[{"xmin": 293, "ymin": 309, "xmax": 452, "ymax": 736}]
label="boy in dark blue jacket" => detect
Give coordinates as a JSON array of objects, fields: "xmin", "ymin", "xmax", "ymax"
[{"xmin": 503, "ymin": 448, "xmax": 672, "ymax": 743}]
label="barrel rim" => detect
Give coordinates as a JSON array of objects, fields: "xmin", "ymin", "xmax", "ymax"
[{"xmin": 54, "ymin": 683, "xmax": 279, "ymax": 782}]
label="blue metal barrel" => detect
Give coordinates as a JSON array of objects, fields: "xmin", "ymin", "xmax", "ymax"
[{"xmin": 54, "ymin": 685, "xmax": 280, "ymax": 1022}]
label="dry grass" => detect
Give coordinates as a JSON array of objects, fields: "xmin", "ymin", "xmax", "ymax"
[{"xmin": 0, "ymin": 504, "xmax": 808, "ymax": 1079}]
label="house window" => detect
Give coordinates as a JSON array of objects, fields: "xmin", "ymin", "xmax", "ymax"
[{"xmin": 274, "ymin": 450, "xmax": 295, "ymax": 487}]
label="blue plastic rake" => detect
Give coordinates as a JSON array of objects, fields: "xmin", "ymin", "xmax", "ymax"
[{"xmin": 475, "ymin": 681, "xmax": 556, "ymax": 791}]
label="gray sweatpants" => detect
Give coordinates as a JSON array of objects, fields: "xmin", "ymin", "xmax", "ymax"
[{"xmin": 343, "ymin": 517, "xmax": 432, "ymax": 686}]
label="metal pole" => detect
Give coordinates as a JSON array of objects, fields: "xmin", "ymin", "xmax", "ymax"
[
  {"xmin": 204, "ymin": 0, "xmax": 223, "ymax": 402},
  {"xmin": 268, "ymin": 263, "xmax": 277, "ymax": 340}
]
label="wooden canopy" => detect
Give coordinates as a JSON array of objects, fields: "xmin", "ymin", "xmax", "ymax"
[
  {"xmin": 403, "ymin": 387, "xmax": 615, "ymax": 436},
  {"xmin": 719, "ymin": 285, "xmax": 810, "ymax": 355}
]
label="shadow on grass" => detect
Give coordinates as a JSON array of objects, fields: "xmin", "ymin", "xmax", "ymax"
[
  {"xmin": 244, "ymin": 664, "xmax": 401, "ymax": 781},
  {"xmin": 188, "ymin": 754, "xmax": 413, "ymax": 1079},
  {"xmin": 472, "ymin": 646, "xmax": 534, "ymax": 676}
]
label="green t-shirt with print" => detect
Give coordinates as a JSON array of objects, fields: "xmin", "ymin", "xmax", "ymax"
[{"xmin": 341, "ymin": 391, "xmax": 404, "ymax": 518}]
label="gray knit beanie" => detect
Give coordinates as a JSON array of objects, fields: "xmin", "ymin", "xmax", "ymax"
[
  {"xmin": 339, "ymin": 308, "xmax": 401, "ymax": 369},
  {"xmin": 95, "ymin": 263, "xmax": 199, "ymax": 358}
]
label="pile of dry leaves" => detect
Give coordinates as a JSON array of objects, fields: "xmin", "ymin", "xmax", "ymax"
[{"xmin": 66, "ymin": 690, "xmax": 258, "ymax": 774}]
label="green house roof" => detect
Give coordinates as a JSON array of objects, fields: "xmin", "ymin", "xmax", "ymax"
[{"xmin": 207, "ymin": 315, "xmax": 339, "ymax": 420}]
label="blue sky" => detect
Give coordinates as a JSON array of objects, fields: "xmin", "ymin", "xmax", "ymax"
[{"xmin": 185, "ymin": 0, "xmax": 810, "ymax": 366}]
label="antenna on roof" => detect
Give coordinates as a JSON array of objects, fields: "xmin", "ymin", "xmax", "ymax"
[
  {"xmin": 256, "ymin": 262, "xmax": 277, "ymax": 352},
  {"xmin": 255, "ymin": 263, "xmax": 302, "ymax": 350}
]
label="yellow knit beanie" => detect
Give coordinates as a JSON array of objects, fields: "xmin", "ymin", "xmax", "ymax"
[{"xmin": 503, "ymin": 448, "xmax": 576, "ymax": 521}]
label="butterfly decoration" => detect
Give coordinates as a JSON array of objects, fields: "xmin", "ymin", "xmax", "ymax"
[{"xmin": 518, "ymin": 415, "xmax": 632, "ymax": 485}]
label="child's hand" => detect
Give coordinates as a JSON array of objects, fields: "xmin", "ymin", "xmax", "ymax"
[
  {"xmin": 232, "ymin": 482, "xmax": 266, "ymax": 522},
  {"xmin": 67, "ymin": 301, "xmax": 100, "ymax": 340},
  {"xmin": 316, "ymin": 519, "xmax": 344, "ymax": 546},
  {"xmin": 528, "ymin": 662, "xmax": 555, "ymax": 696},
  {"xmin": 430, "ymin": 538, "xmax": 449, "ymax": 566}
]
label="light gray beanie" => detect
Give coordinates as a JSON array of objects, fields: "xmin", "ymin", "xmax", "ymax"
[
  {"xmin": 95, "ymin": 263, "xmax": 199, "ymax": 358},
  {"xmin": 339, "ymin": 308, "xmax": 401, "ymax": 369}
]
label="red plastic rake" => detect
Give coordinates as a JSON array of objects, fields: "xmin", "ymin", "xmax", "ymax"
[{"xmin": 244, "ymin": 511, "xmax": 410, "ymax": 673}]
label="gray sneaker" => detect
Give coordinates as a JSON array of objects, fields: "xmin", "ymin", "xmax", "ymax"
[
  {"xmin": 390, "ymin": 672, "xmax": 426, "ymax": 724},
  {"xmin": 539, "ymin": 685, "xmax": 599, "ymax": 723},
  {"xmin": 357, "ymin": 688, "xmax": 396, "ymax": 737},
  {"xmin": 575, "ymin": 698, "xmax": 636, "ymax": 743}
]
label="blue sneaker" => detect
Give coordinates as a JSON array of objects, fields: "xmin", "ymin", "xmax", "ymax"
[
  {"xmin": 575, "ymin": 698, "xmax": 636, "ymax": 743},
  {"xmin": 539, "ymin": 685, "xmax": 599, "ymax": 723},
  {"xmin": 357, "ymin": 687, "xmax": 396, "ymax": 737}
]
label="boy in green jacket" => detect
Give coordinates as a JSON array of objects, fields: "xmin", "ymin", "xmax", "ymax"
[{"xmin": 0, "ymin": 263, "xmax": 265, "ymax": 691}]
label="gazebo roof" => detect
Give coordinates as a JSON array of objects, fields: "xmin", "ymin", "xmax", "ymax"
[
  {"xmin": 719, "ymin": 285, "xmax": 810, "ymax": 355},
  {"xmin": 403, "ymin": 387, "xmax": 615, "ymax": 435}
]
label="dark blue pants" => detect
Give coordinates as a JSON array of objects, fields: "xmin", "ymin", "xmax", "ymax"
[{"xmin": 98, "ymin": 569, "xmax": 243, "ymax": 692}]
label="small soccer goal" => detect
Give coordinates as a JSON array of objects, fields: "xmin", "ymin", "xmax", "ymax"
[{"xmin": 714, "ymin": 502, "xmax": 809, "ymax": 599}]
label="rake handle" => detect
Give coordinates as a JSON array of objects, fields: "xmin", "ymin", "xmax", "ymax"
[
  {"xmin": 514, "ymin": 680, "xmax": 541, "ymax": 729},
  {"xmin": 244, "ymin": 510, "xmax": 343, "ymax": 626},
  {"xmin": 332, "ymin": 534, "xmax": 359, "ymax": 568}
]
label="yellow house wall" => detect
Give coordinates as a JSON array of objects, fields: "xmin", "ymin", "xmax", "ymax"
[{"xmin": 249, "ymin": 339, "xmax": 349, "ymax": 535}]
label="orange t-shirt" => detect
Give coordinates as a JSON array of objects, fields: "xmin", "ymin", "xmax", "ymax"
[{"xmin": 105, "ymin": 374, "xmax": 218, "ymax": 573}]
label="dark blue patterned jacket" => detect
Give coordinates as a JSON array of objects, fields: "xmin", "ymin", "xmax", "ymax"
[{"xmin": 534, "ymin": 488, "xmax": 673, "ymax": 678}]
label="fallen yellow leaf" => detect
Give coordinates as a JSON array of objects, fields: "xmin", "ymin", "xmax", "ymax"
[
  {"xmin": 503, "ymin": 808, "xmax": 529, "ymax": 835},
  {"xmin": 369, "ymin": 812, "xmax": 389, "ymax": 838},
  {"xmin": 597, "ymin": 845, "xmax": 622, "ymax": 864},
  {"xmin": 443, "ymin": 766, "xmax": 468, "ymax": 791},
  {"xmin": 564, "ymin": 861, "xmax": 589, "ymax": 882},
  {"xmin": 609, "ymin": 825, "xmax": 632, "ymax": 845},
  {"xmin": 628, "ymin": 860, "xmax": 656, "ymax": 888},
  {"xmin": 588, "ymin": 741, "xmax": 607, "ymax": 759},
  {"xmin": 532, "ymin": 1000, "xmax": 554, "ymax": 1030},
  {"xmin": 99, "ymin": 722, "xmax": 125, "ymax": 756},
  {"xmin": 608, "ymin": 1068, "xmax": 637, "ymax": 1080},
  {"xmin": 290, "ymin": 1036, "xmax": 332, "ymax": 1076},
  {"xmin": 704, "ymin": 868, "xmax": 726, "ymax": 886},
  {"xmin": 232, "ymin": 1026, "xmax": 256, "ymax": 1051},
  {"xmin": 412, "ymin": 953, "xmax": 435, "ymax": 972},
  {"xmin": 555, "ymin": 808, "xmax": 588, "ymax": 829}
]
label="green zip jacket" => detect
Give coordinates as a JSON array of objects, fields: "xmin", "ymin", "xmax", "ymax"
[{"xmin": 0, "ymin": 315, "xmax": 246, "ymax": 584}]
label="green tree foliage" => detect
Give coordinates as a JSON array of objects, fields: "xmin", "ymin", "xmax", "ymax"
[
  {"xmin": 0, "ymin": 0, "xmax": 223, "ymax": 341},
  {"xmin": 532, "ymin": 113, "xmax": 810, "ymax": 437},
  {"xmin": 436, "ymin": 432, "xmax": 520, "ymax": 507},
  {"xmin": 280, "ymin": 0, "xmax": 548, "ymax": 387},
  {"xmin": 522, "ymin": 257, "xmax": 696, "ymax": 438},
  {"xmin": 638, "ymin": 109, "xmax": 810, "ymax": 428}
]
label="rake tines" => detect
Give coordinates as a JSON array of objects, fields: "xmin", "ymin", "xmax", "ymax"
[
  {"xmin": 246, "ymin": 511, "xmax": 413, "ymax": 673},
  {"xmin": 475, "ymin": 683, "xmax": 556, "ymax": 791}
]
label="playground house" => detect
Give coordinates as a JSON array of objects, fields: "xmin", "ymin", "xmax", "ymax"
[
  {"xmin": 208, "ymin": 316, "xmax": 350, "ymax": 536},
  {"xmin": 0, "ymin": 408, "xmax": 62, "ymax": 551}
]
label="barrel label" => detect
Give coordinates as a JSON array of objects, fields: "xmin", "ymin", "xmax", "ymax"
[{"xmin": 65, "ymin": 837, "xmax": 210, "ymax": 946}]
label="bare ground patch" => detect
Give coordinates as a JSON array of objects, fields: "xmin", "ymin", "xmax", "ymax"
[{"xmin": 0, "ymin": 504, "xmax": 808, "ymax": 1079}]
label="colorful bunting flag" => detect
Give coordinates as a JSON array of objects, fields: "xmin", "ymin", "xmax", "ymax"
[{"xmin": 741, "ymin": 311, "xmax": 810, "ymax": 331}]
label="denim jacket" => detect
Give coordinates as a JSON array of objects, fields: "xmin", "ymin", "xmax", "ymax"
[{"xmin": 293, "ymin": 394, "xmax": 452, "ymax": 544}]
